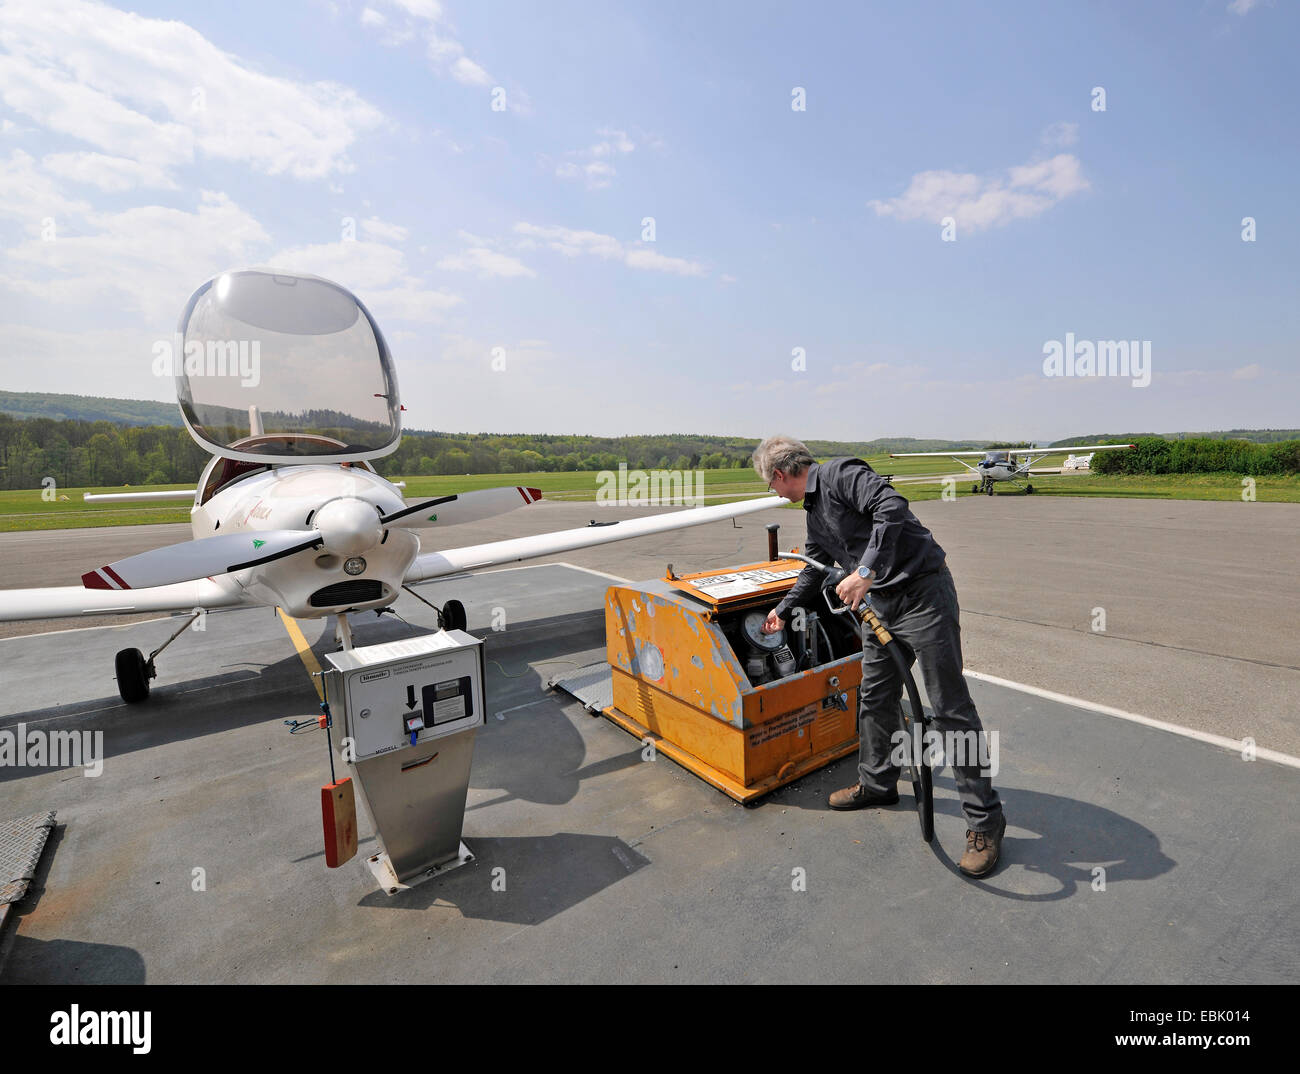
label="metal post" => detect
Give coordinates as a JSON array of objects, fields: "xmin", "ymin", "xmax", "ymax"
[{"xmin": 766, "ymin": 523, "xmax": 779, "ymax": 561}]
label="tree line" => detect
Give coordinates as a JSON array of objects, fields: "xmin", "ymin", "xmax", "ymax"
[
  {"xmin": 3, "ymin": 413, "xmax": 1293, "ymax": 491},
  {"xmin": 0, "ymin": 415, "xmax": 778, "ymax": 489},
  {"xmin": 1090, "ymin": 436, "xmax": 1300, "ymax": 476}
]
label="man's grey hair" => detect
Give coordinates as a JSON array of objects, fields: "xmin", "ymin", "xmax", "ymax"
[{"xmin": 752, "ymin": 435, "xmax": 815, "ymax": 483}]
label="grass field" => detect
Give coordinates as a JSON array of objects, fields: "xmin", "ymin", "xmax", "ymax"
[{"xmin": 1, "ymin": 462, "xmax": 1295, "ymax": 532}]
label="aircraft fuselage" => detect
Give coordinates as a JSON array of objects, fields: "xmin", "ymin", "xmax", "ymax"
[{"xmin": 191, "ymin": 463, "xmax": 419, "ymax": 619}]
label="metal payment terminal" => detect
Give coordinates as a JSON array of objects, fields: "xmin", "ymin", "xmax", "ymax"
[{"xmin": 322, "ymin": 629, "xmax": 485, "ymax": 893}]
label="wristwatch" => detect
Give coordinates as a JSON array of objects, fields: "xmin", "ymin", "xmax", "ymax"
[{"xmin": 856, "ymin": 566, "xmax": 875, "ymax": 580}]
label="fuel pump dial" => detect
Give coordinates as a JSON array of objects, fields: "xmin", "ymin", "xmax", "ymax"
[{"xmin": 741, "ymin": 610, "xmax": 786, "ymax": 651}]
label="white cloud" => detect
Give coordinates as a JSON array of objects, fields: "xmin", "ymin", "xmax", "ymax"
[
  {"xmin": 427, "ymin": 127, "xmax": 464, "ymax": 154},
  {"xmin": 1232, "ymin": 363, "xmax": 1261, "ymax": 379},
  {"xmin": 1041, "ymin": 121, "xmax": 1079, "ymax": 148},
  {"xmin": 266, "ymin": 240, "xmax": 462, "ymax": 323},
  {"xmin": 361, "ymin": 216, "xmax": 410, "ymax": 243},
  {"xmin": 513, "ymin": 222, "xmax": 706, "ymax": 276},
  {"xmin": 401, "ymin": 9, "xmax": 496, "ymax": 87},
  {"xmin": 364, "ymin": 2, "xmax": 522, "ymax": 100},
  {"xmin": 359, "ymin": 6, "xmax": 414, "ymax": 45},
  {"xmin": 436, "ymin": 246, "xmax": 535, "ymax": 279},
  {"xmin": 388, "ymin": 0, "xmax": 444, "ymax": 17},
  {"xmin": 364, "ymin": 282, "xmax": 463, "ymax": 323},
  {"xmin": 593, "ymin": 128, "xmax": 635, "ymax": 155},
  {"xmin": 869, "ymin": 152, "xmax": 1089, "ymax": 233},
  {"xmin": 42, "ymin": 151, "xmax": 177, "ymax": 192},
  {"xmin": 0, "ymin": 0, "xmax": 385, "ymax": 183},
  {"xmin": 0, "ymin": 149, "xmax": 95, "ymax": 226},
  {"xmin": 623, "ymin": 247, "xmax": 706, "ymax": 277},
  {"xmin": 450, "ymin": 56, "xmax": 492, "ymax": 87},
  {"xmin": 514, "ymin": 222, "xmax": 624, "ymax": 260},
  {"xmin": 0, "ymin": 189, "xmax": 269, "ymax": 322},
  {"xmin": 554, "ymin": 128, "xmax": 638, "ymax": 189},
  {"xmin": 1228, "ymin": 0, "xmax": 1259, "ymax": 14},
  {"xmin": 266, "ymin": 240, "xmax": 406, "ymax": 290}
]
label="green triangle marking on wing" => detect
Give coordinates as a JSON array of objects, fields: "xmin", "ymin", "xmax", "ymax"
[{"xmin": 252, "ymin": 539, "xmax": 266, "ymax": 549}]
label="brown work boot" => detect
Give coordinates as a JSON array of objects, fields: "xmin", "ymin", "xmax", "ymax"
[
  {"xmin": 959, "ymin": 812, "xmax": 1007, "ymax": 877},
  {"xmin": 828, "ymin": 783, "xmax": 900, "ymax": 810}
]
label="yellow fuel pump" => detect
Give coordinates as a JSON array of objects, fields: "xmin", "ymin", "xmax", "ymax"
[{"xmin": 599, "ymin": 556, "xmax": 865, "ymax": 803}]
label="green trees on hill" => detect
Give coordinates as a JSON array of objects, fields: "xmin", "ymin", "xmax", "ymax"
[
  {"xmin": 0, "ymin": 415, "xmax": 212, "ymax": 490},
  {"xmin": 3, "ymin": 412, "xmax": 1293, "ymax": 490},
  {"xmin": 0, "ymin": 415, "xmax": 766, "ymax": 489}
]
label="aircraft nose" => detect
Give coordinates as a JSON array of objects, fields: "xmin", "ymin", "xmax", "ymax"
[{"xmin": 314, "ymin": 497, "xmax": 383, "ymax": 557}]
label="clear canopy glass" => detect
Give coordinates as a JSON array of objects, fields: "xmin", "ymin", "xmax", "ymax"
[{"xmin": 175, "ymin": 269, "xmax": 401, "ymax": 463}]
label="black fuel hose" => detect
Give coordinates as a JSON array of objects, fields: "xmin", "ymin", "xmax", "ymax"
[
  {"xmin": 851, "ymin": 594, "xmax": 930, "ymax": 749},
  {"xmin": 780, "ymin": 552, "xmax": 934, "ymax": 842},
  {"xmin": 780, "ymin": 554, "xmax": 930, "ymax": 742}
]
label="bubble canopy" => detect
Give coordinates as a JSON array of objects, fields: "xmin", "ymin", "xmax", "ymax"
[{"xmin": 174, "ymin": 269, "xmax": 402, "ymax": 464}]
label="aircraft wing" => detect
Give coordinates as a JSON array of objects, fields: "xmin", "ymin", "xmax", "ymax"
[
  {"xmin": 891, "ymin": 444, "xmax": 1133, "ymax": 459},
  {"xmin": 888, "ymin": 450, "xmax": 992, "ymax": 458},
  {"xmin": 0, "ymin": 577, "xmax": 249, "ymax": 623},
  {"xmin": 404, "ymin": 496, "xmax": 788, "ymax": 583}
]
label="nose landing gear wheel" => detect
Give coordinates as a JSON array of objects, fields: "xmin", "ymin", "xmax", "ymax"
[
  {"xmin": 971, "ymin": 483, "xmax": 980, "ymax": 494},
  {"xmin": 985, "ymin": 482, "xmax": 994, "ymax": 495},
  {"xmin": 115, "ymin": 647, "xmax": 153, "ymax": 704},
  {"xmin": 441, "ymin": 599, "xmax": 467, "ymax": 632}
]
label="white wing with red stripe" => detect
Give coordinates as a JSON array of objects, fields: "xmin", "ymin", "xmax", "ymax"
[
  {"xmin": 81, "ymin": 530, "xmax": 320, "ymax": 591},
  {"xmin": 404, "ymin": 496, "xmax": 788, "ymax": 583},
  {"xmin": 0, "ymin": 576, "xmax": 251, "ymax": 622},
  {"xmin": 382, "ymin": 486, "xmax": 543, "ymax": 530}
]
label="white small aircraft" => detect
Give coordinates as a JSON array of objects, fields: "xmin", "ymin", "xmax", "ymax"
[
  {"xmin": 0, "ymin": 269, "xmax": 786, "ymax": 702},
  {"xmin": 890, "ymin": 443, "xmax": 1135, "ymax": 495}
]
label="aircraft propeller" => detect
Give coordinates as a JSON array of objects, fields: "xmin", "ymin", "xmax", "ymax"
[{"xmin": 80, "ymin": 486, "xmax": 545, "ymax": 591}]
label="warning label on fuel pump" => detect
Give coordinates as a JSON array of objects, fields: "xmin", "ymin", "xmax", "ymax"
[
  {"xmin": 747, "ymin": 702, "xmax": 822, "ymax": 747},
  {"xmin": 685, "ymin": 567, "xmax": 803, "ymax": 600}
]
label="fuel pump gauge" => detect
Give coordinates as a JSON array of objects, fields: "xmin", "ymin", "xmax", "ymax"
[{"xmin": 741, "ymin": 610, "xmax": 786, "ymax": 651}]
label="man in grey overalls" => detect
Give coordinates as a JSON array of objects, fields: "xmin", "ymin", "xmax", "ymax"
[{"xmin": 754, "ymin": 435, "xmax": 1006, "ymax": 877}]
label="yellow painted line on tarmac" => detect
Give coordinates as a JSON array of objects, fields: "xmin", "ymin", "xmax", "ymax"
[{"xmin": 278, "ymin": 609, "xmax": 324, "ymax": 701}]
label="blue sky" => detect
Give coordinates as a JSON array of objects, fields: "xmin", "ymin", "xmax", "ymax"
[{"xmin": 1, "ymin": 0, "xmax": 1295, "ymax": 442}]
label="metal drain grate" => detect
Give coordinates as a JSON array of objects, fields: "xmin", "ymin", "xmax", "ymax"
[
  {"xmin": 549, "ymin": 661, "xmax": 614, "ymax": 714},
  {"xmin": 1, "ymin": 810, "xmax": 56, "ymax": 905}
]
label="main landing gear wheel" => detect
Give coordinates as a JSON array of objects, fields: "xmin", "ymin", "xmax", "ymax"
[
  {"xmin": 1026, "ymin": 484, "xmax": 1034, "ymax": 494},
  {"xmin": 985, "ymin": 482, "xmax": 994, "ymax": 495},
  {"xmin": 115, "ymin": 647, "xmax": 153, "ymax": 704},
  {"xmin": 971, "ymin": 483, "xmax": 980, "ymax": 494},
  {"xmin": 441, "ymin": 599, "xmax": 467, "ymax": 632},
  {"xmin": 899, "ymin": 698, "xmax": 935, "ymax": 843}
]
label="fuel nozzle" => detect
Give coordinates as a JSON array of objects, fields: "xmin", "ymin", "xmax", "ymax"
[{"xmin": 802, "ymin": 558, "xmax": 894, "ymax": 647}]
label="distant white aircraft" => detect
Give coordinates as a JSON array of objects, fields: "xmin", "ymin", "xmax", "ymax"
[
  {"xmin": 889, "ymin": 443, "xmax": 1134, "ymax": 495},
  {"xmin": 0, "ymin": 269, "xmax": 785, "ymax": 701}
]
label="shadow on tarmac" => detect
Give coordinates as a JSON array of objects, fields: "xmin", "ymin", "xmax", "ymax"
[
  {"xmin": 355, "ymin": 832, "xmax": 650, "ymax": 924},
  {"xmin": 1, "ymin": 824, "xmax": 148, "ymax": 984}
]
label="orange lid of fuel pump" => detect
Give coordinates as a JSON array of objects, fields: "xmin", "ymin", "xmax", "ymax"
[{"xmin": 669, "ymin": 557, "xmax": 808, "ymax": 609}]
